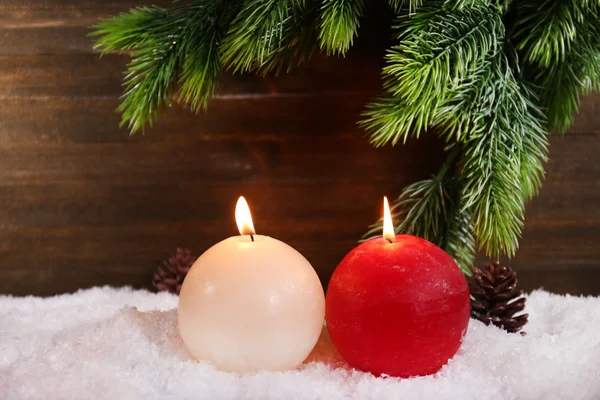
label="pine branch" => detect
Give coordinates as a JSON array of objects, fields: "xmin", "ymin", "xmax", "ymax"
[
  {"xmin": 519, "ymin": 84, "xmax": 549, "ymax": 200},
  {"xmin": 443, "ymin": 188, "xmax": 476, "ymax": 275},
  {"xmin": 179, "ymin": 4, "xmax": 240, "ymax": 113},
  {"xmin": 433, "ymin": 60, "xmax": 497, "ymax": 142},
  {"xmin": 511, "ymin": 0, "xmax": 590, "ymax": 68},
  {"xmin": 531, "ymin": 42, "xmax": 600, "ymax": 133},
  {"xmin": 91, "ymin": 6, "xmax": 166, "ymax": 53},
  {"xmin": 384, "ymin": 3, "xmax": 503, "ymax": 105},
  {"xmin": 92, "ymin": 6, "xmax": 177, "ymax": 132},
  {"xmin": 363, "ymin": 146, "xmax": 475, "ymax": 273},
  {"xmin": 91, "ymin": 1, "xmax": 236, "ymax": 132},
  {"xmin": 511, "ymin": 1, "xmax": 600, "ymax": 133},
  {"xmin": 362, "ymin": 4, "xmax": 503, "ymax": 146},
  {"xmin": 91, "ymin": 0, "xmax": 595, "ymax": 266},
  {"xmin": 387, "ymin": 0, "xmax": 489, "ymax": 13},
  {"xmin": 386, "ymin": 0, "xmax": 423, "ymax": 13},
  {"xmin": 254, "ymin": 1, "xmax": 320, "ymax": 75},
  {"xmin": 459, "ymin": 52, "xmax": 547, "ymax": 257},
  {"xmin": 360, "ymin": 94, "xmax": 441, "ymax": 146},
  {"xmin": 319, "ymin": 0, "xmax": 364, "ymax": 55},
  {"xmin": 220, "ymin": 0, "xmax": 319, "ymax": 75}
]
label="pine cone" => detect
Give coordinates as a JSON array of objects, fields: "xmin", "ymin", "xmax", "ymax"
[
  {"xmin": 152, "ymin": 248, "xmax": 196, "ymax": 294},
  {"xmin": 469, "ymin": 261, "xmax": 528, "ymax": 334}
]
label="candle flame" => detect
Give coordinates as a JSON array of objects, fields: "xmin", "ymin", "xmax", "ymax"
[
  {"xmin": 383, "ymin": 196, "xmax": 395, "ymax": 243},
  {"xmin": 235, "ymin": 196, "xmax": 256, "ymax": 236}
]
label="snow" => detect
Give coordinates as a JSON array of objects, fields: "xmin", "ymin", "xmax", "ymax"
[{"xmin": 1, "ymin": 287, "xmax": 599, "ymax": 400}]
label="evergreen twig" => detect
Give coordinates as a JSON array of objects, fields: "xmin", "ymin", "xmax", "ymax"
[
  {"xmin": 319, "ymin": 0, "xmax": 365, "ymax": 55},
  {"xmin": 511, "ymin": 1, "xmax": 600, "ymax": 133},
  {"xmin": 91, "ymin": 1, "xmax": 237, "ymax": 132},
  {"xmin": 364, "ymin": 145, "xmax": 476, "ymax": 273},
  {"xmin": 91, "ymin": 0, "xmax": 600, "ymax": 266}
]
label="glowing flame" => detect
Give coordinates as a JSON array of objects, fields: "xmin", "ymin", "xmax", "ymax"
[
  {"xmin": 235, "ymin": 196, "xmax": 256, "ymax": 236},
  {"xmin": 383, "ymin": 196, "xmax": 395, "ymax": 243}
]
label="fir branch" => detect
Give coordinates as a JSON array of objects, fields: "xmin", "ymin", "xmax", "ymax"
[
  {"xmin": 386, "ymin": 0, "xmax": 423, "ymax": 13},
  {"xmin": 360, "ymin": 94, "xmax": 441, "ymax": 146},
  {"xmin": 459, "ymin": 53, "xmax": 546, "ymax": 257},
  {"xmin": 519, "ymin": 84, "xmax": 549, "ymax": 200},
  {"xmin": 92, "ymin": 6, "xmax": 176, "ymax": 132},
  {"xmin": 220, "ymin": 0, "xmax": 318, "ymax": 74},
  {"xmin": 254, "ymin": 1, "xmax": 320, "ymax": 75},
  {"xmin": 91, "ymin": 0, "xmax": 596, "ymax": 266},
  {"xmin": 530, "ymin": 40, "xmax": 600, "ymax": 133},
  {"xmin": 384, "ymin": 3, "xmax": 503, "ymax": 105},
  {"xmin": 583, "ymin": 53, "xmax": 600, "ymax": 93},
  {"xmin": 362, "ymin": 4, "xmax": 504, "ymax": 147},
  {"xmin": 91, "ymin": 6, "xmax": 166, "ymax": 53},
  {"xmin": 512, "ymin": 2, "xmax": 600, "ymax": 133},
  {"xmin": 319, "ymin": 0, "xmax": 364, "ymax": 55},
  {"xmin": 511, "ymin": 0, "xmax": 590, "ymax": 68},
  {"xmin": 443, "ymin": 189, "xmax": 476, "ymax": 275},
  {"xmin": 179, "ymin": 4, "xmax": 240, "ymax": 113},
  {"xmin": 433, "ymin": 60, "xmax": 497, "ymax": 142},
  {"xmin": 220, "ymin": 0, "xmax": 291, "ymax": 72},
  {"xmin": 387, "ymin": 0, "xmax": 489, "ymax": 13},
  {"xmin": 92, "ymin": 1, "xmax": 236, "ymax": 132},
  {"xmin": 363, "ymin": 146, "xmax": 475, "ymax": 273}
]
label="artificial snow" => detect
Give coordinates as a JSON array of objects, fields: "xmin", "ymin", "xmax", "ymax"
[{"xmin": 1, "ymin": 287, "xmax": 599, "ymax": 400}]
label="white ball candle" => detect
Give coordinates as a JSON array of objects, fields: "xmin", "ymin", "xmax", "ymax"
[{"xmin": 178, "ymin": 197, "xmax": 325, "ymax": 373}]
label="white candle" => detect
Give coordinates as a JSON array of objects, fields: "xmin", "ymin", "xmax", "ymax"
[{"xmin": 178, "ymin": 197, "xmax": 325, "ymax": 373}]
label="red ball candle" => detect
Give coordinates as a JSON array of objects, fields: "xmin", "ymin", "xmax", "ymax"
[{"xmin": 326, "ymin": 198, "xmax": 470, "ymax": 378}]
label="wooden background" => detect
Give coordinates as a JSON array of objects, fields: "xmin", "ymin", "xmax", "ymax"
[{"xmin": 1, "ymin": 1, "xmax": 599, "ymax": 296}]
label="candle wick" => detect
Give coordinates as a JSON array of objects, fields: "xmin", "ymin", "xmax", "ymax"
[
  {"xmin": 250, "ymin": 234, "xmax": 255, "ymax": 242},
  {"xmin": 386, "ymin": 238, "xmax": 393, "ymax": 244}
]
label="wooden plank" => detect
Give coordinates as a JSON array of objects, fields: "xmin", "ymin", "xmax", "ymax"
[
  {"xmin": 1, "ymin": 134, "xmax": 600, "ymax": 295},
  {"xmin": 469, "ymin": 134, "xmax": 600, "ymax": 294},
  {"xmin": 0, "ymin": 179, "xmax": 401, "ymax": 296},
  {"xmin": 517, "ymin": 265, "xmax": 600, "ymax": 296},
  {"xmin": 0, "ymin": 135, "xmax": 438, "ymax": 185},
  {"xmin": 0, "ymin": 96, "xmax": 374, "ymax": 143},
  {"xmin": 1, "ymin": 55, "xmax": 596, "ymax": 134},
  {"xmin": 469, "ymin": 260, "xmax": 600, "ymax": 296},
  {"xmin": 0, "ymin": 0, "xmax": 389, "ymax": 57},
  {"xmin": 565, "ymin": 93, "xmax": 600, "ymax": 135},
  {"xmin": 0, "ymin": 0, "xmax": 172, "ymax": 55},
  {"xmin": 517, "ymin": 134, "xmax": 600, "ymax": 262},
  {"xmin": 0, "ymin": 53, "xmax": 382, "ymax": 97},
  {"xmin": 0, "ymin": 180, "xmax": 426, "ymax": 230},
  {"xmin": 1, "ymin": 0, "xmax": 599, "ymax": 298},
  {"xmin": 0, "ymin": 229, "xmax": 358, "ymax": 296}
]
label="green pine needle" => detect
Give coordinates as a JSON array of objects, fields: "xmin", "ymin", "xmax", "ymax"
[
  {"xmin": 91, "ymin": 0, "xmax": 600, "ymax": 267},
  {"xmin": 319, "ymin": 0, "xmax": 364, "ymax": 55},
  {"xmin": 534, "ymin": 44, "xmax": 600, "ymax": 134},
  {"xmin": 363, "ymin": 147, "xmax": 475, "ymax": 273},
  {"xmin": 220, "ymin": 0, "xmax": 318, "ymax": 75},
  {"xmin": 459, "ymin": 53, "xmax": 547, "ymax": 257},
  {"xmin": 91, "ymin": 6, "xmax": 167, "ymax": 54},
  {"xmin": 253, "ymin": 1, "xmax": 320, "ymax": 75},
  {"xmin": 91, "ymin": 1, "xmax": 236, "ymax": 132},
  {"xmin": 386, "ymin": 0, "xmax": 423, "ymax": 13},
  {"xmin": 383, "ymin": 4, "xmax": 503, "ymax": 106},
  {"xmin": 512, "ymin": 1, "xmax": 600, "ymax": 133},
  {"xmin": 512, "ymin": 0, "xmax": 588, "ymax": 68},
  {"xmin": 362, "ymin": 4, "xmax": 504, "ymax": 147},
  {"xmin": 360, "ymin": 94, "xmax": 441, "ymax": 146}
]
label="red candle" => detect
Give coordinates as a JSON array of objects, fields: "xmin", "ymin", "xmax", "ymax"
[{"xmin": 326, "ymin": 197, "xmax": 470, "ymax": 378}]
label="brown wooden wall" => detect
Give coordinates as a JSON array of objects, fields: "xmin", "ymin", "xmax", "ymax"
[{"xmin": 1, "ymin": 0, "xmax": 599, "ymax": 296}]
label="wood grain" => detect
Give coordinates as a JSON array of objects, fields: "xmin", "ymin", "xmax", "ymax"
[
  {"xmin": 0, "ymin": 53, "xmax": 382, "ymax": 98},
  {"xmin": 0, "ymin": 0, "xmax": 173, "ymax": 55},
  {"xmin": 0, "ymin": 0, "xmax": 599, "ymax": 296},
  {"xmin": 0, "ymin": 96, "xmax": 372, "ymax": 143}
]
